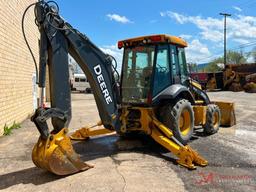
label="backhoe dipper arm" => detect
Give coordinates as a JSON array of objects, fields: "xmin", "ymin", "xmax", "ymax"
[{"xmin": 33, "ymin": 1, "xmax": 120, "ymax": 138}]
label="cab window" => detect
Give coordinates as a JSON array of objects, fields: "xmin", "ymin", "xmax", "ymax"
[
  {"xmin": 153, "ymin": 45, "xmax": 171, "ymax": 96},
  {"xmin": 122, "ymin": 46, "xmax": 155, "ymax": 103}
]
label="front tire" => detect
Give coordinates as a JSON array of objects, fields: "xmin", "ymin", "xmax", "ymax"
[
  {"xmin": 160, "ymin": 99, "xmax": 194, "ymax": 145},
  {"xmin": 203, "ymin": 104, "xmax": 221, "ymax": 135}
]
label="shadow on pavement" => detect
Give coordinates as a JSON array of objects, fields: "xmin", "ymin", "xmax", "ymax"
[
  {"xmin": 0, "ymin": 167, "xmax": 62, "ymax": 190},
  {"xmin": 73, "ymin": 134, "xmax": 178, "ymax": 163}
]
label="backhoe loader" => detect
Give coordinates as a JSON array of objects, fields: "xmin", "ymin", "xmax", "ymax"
[{"xmin": 27, "ymin": 1, "xmax": 235, "ymax": 176}]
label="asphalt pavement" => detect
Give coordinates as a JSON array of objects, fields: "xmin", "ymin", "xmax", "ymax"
[{"xmin": 0, "ymin": 91, "xmax": 255, "ymax": 192}]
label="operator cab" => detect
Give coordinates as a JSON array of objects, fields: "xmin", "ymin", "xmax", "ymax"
[{"xmin": 118, "ymin": 34, "xmax": 189, "ymax": 105}]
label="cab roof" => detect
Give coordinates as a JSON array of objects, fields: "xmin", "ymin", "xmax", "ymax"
[{"xmin": 118, "ymin": 34, "xmax": 188, "ymax": 49}]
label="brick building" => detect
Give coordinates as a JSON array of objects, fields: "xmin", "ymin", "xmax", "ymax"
[{"xmin": 0, "ymin": 0, "xmax": 39, "ymax": 135}]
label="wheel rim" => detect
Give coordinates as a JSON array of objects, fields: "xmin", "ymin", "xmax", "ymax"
[
  {"xmin": 213, "ymin": 111, "xmax": 219, "ymax": 129},
  {"xmin": 179, "ymin": 109, "xmax": 191, "ymax": 136}
]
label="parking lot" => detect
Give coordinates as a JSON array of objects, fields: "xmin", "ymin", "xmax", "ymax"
[{"xmin": 0, "ymin": 91, "xmax": 255, "ymax": 192}]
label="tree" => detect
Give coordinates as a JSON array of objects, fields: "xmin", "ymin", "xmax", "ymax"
[
  {"xmin": 248, "ymin": 47, "xmax": 256, "ymax": 63},
  {"xmin": 187, "ymin": 63, "xmax": 198, "ymax": 72},
  {"xmin": 204, "ymin": 57, "xmax": 224, "ymax": 72},
  {"xmin": 203, "ymin": 50, "xmax": 247, "ymax": 72},
  {"xmin": 226, "ymin": 50, "xmax": 247, "ymax": 64}
]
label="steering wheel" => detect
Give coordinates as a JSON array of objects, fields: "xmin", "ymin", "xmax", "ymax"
[{"xmin": 157, "ymin": 64, "xmax": 167, "ymax": 73}]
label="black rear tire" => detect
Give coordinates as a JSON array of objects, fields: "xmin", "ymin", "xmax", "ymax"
[
  {"xmin": 160, "ymin": 99, "xmax": 194, "ymax": 145},
  {"xmin": 203, "ymin": 104, "xmax": 221, "ymax": 135}
]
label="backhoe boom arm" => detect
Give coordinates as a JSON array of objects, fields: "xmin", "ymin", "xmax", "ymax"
[{"xmin": 34, "ymin": 1, "xmax": 121, "ymax": 137}]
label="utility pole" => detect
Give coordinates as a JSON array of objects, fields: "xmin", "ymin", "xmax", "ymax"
[{"xmin": 220, "ymin": 13, "xmax": 231, "ymax": 67}]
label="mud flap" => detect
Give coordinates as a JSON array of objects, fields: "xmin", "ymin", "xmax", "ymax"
[
  {"xmin": 32, "ymin": 128, "xmax": 93, "ymax": 175},
  {"xmin": 213, "ymin": 101, "xmax": 236, "ymax": 127}
]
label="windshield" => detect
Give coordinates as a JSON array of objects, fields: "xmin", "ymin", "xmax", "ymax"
[{"xmin": 121, "ymin": 46, "xmax": 155, "ymax": 103}]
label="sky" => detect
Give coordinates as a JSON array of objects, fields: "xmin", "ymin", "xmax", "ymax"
[{"xmin": 54, "ymin": 0, "xmax": 256, "ymax": 66}]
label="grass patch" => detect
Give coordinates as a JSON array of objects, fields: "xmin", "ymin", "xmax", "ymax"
[{"xmin": 3, "ymin": 122, "xmax": 21, "ymax": 136}]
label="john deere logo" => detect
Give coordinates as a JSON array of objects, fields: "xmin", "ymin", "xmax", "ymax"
[{"xmin": 94, "ymin": 65, "xmax": 113, "ymax": 104}]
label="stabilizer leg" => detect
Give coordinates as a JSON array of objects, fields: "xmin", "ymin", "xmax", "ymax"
[
  {"xmin": 151, "ymin": 118, "xmax": 208, "ymax": 169},
  {"xmin": 70, "ymin": 121, "xmax": 115, "ymax": 140}
]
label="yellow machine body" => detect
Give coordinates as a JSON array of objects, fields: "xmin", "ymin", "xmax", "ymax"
[
  {"xmin": 71, "ymin": 107, "xmax": 208, "ymax": 170},
  {"xmin": 31, "ymin": 50, "xmax": 236, "ymax": 176},
  {"xmin": 31, "ymin": 65, "xmax": 235, "ymax": 176},
  {"xmin": 28, "ymin": 0, "xmax": 235, "ymax": 177},
  {"xmin": 31, "ymin": 29, "xmax": 234, "ymax": 175}
]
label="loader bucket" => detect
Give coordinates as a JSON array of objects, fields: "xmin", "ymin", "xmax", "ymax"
[
  {"xmin": 32, "ymin": 128, "xmax": 93, "ymax": 175},
  {"xmin": 213, "ymin": 101, "xmax": 236, "ymax": 127}
]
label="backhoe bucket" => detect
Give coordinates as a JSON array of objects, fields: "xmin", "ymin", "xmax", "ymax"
[
  {"xmin": 32, "ymin": 128, "xmax": 93, "ymax": 175},
  {"xmin": 213, "ymin": 101, "xmax": 236, "ymax": 127}
]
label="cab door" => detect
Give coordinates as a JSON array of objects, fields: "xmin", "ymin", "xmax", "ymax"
[
  {"xmin": 152, "ymin": 44, "xmax": 171, "ymax": 96},
  {"xmin": 177, "ymin": 47, "xmax": 188, "ymax": 84},
  {"xmin": 170, "ymin": 45, "xmax": 181, "ymax": 84},
  {"xmin": 170, "ymin": 45, "xmax": 188, "ymax": 85}
]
